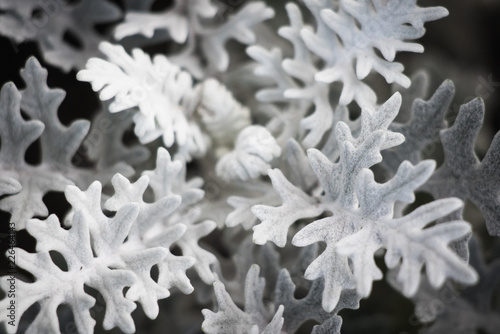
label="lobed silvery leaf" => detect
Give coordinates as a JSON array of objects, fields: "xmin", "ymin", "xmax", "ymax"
[
  {"xmin": 251, "ymin": 91, "xmax": 477, "ymax": 312},
  {"xmin": 0, "ymin": 57, "xmax": 100, "ymax": 229},
  {"xmin": 0, "ymin": 204, "xmax": 142, "ymax": 333},
  {"xmin": 0, "ymin": 81, "xmax": 52, "ymax": 228},
  {"xmin": 200, "ymin": 2, "xmax": 275, "ymax": 72},
  {"xmin": 77, "ymin": 43, "xmax": 203, "ymax": 152},
  {"xmin": 311, "ymin": 0, "xmax": 448, "ymax": 106},
  {"xmin": 109, "ymin": 147, "xmax": 218, "ymax": 284},
  {"xmin": 248, "ymin": 3, "xmax": 333, "ymax": 148},
  {"xmin": 79, "ymin": 43, "xmax": 258, "ymax": 161},
  {"xmin": 392, "ymin": 71, "xmax": 431, "ymax": 123},
  {"xmin": 143, "ymin": 147, "xmax": 205, "ymax": 210},
  {"xmin": 0, "ymin": 171, "xmax": 202, "ymax": 333},
  {"xmin": 19, "ymin": 58, "xmax": 131, "ymax": 189},
  {"xmin": 252, "ymin": 93, "xmax": 402, "ymax": 249},
  {"xmin": 248, "ymin": 1, "xmax": 447, "ymax": 151},
  {"xmin": 421, "ymin": 97, "xmax": 500, "ymax": 236},
  {"xmin": 382, "ymin": 79, "xmax": 454, "ymax": 174},
  {"xmin": 226, "ymin": 182, "xmax": 281, "ymax": 230},
  {"xmin": 252, "ymin": 169, "xmax": 323, "ymax": 247},
  {"xmin": 115, "ymin": 1, "xmax": 273, "ymax": 75},
  {"xmin": 274, "ymin": 269, "xmax": 360, "ymax": 334}
]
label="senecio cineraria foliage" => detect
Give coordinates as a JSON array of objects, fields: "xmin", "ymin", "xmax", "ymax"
[{"xmin": 0, "ymin": 0, "xmax": 498, "ymax": 333}]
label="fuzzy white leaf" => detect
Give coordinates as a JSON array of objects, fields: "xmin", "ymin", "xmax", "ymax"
[
  {"xmin": 252, "ymin": 169, "xmax": 322, "ymax": 247},
  {"xmin": 0, "ymin": 58, "xmax": 102, "ymax": 229},
  {"xmin": 78, "ymin": 43, "xmax": 207, "ymax": 159},
  {"xmin": 198, "ymin": 78, "xmax": 251, "ymax": 153},
  {"xmin": 216, "ymin": 126, "xmax": 281, "ymax": 181}
]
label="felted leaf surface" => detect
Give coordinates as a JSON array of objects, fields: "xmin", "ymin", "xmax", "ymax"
[
  {"xmin": 19, "ymin": 58, "xmax": 130, "ymax": 189},
  {"xmin": 108, "ymin": 147, "xmax": 217, "ymax": 284},
  {"xmin": 200, "ymin": 2, "xmax": 275, "ymax": 72},
  {"xmin": 252, "ymin": 169, "xmax": 323, "ymax": 247},
  {"xmin": 421, "ymin": 98, "xmax": 500, "ymax": 236},
  {"xmin": 252, "ymin": 93, "xmax": 403, "ymax": 249},
  {"xmin": 66, "ymin": 180, "xmax": 194, "ymax": 316},
  {"xmin": 248, "ymin": 3, "xmax": 334, "ymax": 148},
  {"xmin": 78, "ymin": 42, "xmax": 206, "ymax": 158},
  {"xmin": 0, "ymin": 172, "xmax": 199, "ymax": 333},
  {"xmin": 293, "ymin": 155, "xmax": 477, "ymax": 311},
  {"xmin": 0, "ymin": 57, "xmax": 136, "ymax": 229},
  {"xmin": 0, "ymin": 76, "xmax": 74, "ymax": 229},
  {"xmin": 274, "ymin": 269, "xmax": 359, "ymax": 334},
  {"xmin": 248, "ymin": 1, "xmax": 447, "ymax": 149},
  {"xmin": 0, "ymin": 209, "xmax": 138, "ymax": 334},
  {"xmin": 226, "ymin": 182, "xmax": 281, "ymax": 230},
  {"xmin": 216, "ymin": 126, "xmax": 281, "ymax": 182},
  {"xmin": 382, "ymin": 79, "xmax": 454, "ymax": 173},
  {"xmin": 311, "ymin": 0, "xmax": 448, "ymax": 106},
  {"xmin": 79, "ymin": 43, "xmax": 257, "ymax": 161},
  {"xmin": 253, "ymin": 93, "xmax": 477, "ymax": 312},
  {"xmin": 144, "ymin": 148, "xmax": 205, "ymax": 211}
]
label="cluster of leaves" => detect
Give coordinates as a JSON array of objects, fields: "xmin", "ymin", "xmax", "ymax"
[{"xmin": 0, "ymin": 1, "xmax": 499, "ymax": 334}]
